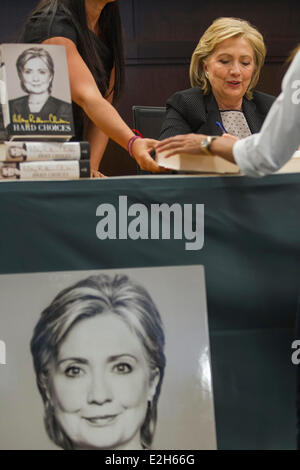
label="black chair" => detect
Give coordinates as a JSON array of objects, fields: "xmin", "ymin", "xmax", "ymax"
[
  {"xmin": 132, "ymin": 105, "xmax": 166, "ymax": 174},
  {"xmin": 132, "ymin": 105, "xmax": 166, "ymax": 140}
]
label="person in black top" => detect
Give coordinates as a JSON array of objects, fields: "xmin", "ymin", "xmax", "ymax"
[{"xmin": 20, "ymin": 0, "xmax": 160, "ymax": 177}]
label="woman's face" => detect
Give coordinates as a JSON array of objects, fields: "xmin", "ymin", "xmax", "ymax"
[
  {"xmin": 49, "ymin": 313, "xmax": 159, "ymax": 450},
  {"xmin": 204, "ymin": 36, "xmax": 255, "ymax": 107},
  {"xmin": 2, "ymin": 166, "xmax": 18, "ymax": 177},
  {"xmin": 21, "ymin": 57, "xmax": 52, "ymax": 95}
]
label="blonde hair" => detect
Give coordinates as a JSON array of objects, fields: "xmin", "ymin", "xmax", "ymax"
[
  {"xmin": 190, "ymin": 17, "xmax": 266, "ymax": 100},
  {"xmin": 287, "ymin": 44, "xmax": 300, "ymax": 64}
]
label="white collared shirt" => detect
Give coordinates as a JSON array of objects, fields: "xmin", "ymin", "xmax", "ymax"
[{"xmin": 233, "ymin": 50, "xmax": 300, "ymax": 177}]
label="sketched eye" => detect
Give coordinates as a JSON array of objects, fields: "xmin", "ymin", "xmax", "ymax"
[
  {"xmin": 113, "ymin": 363, "xmax": 132, "ymax": 374},
  {"xmin": 65, "ymin": 366, "xmax": 84, "ymax": 378}
]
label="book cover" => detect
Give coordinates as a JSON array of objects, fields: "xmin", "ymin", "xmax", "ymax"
[
  {"xmin": 0, "ymin": 266, "xmax": 216, "ymax": 450},
  {"xmin": 0, "ymin": 141, "xmax": 90, "ymax": 162},
  {"xmin": 0, "ymin": 43, "xmax": 74, "ymax": 141},
  {"xmin": 0, "ymin": 160, "xmax": 90, "ymax": 180},
  {"xmin": 156, "ymin": 150, "xmax": 240, "ymax": 174}
]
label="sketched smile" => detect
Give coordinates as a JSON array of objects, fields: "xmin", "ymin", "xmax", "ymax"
[{"xmin": 83, "ymin": 415, "xmax": 119, "ymax": 426}]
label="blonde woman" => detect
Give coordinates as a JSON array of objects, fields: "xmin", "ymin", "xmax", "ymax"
[
  {"xmin": 157, "ymin": 45, "xmax": 300, "ymax": 177},
  {"xmin": 159, "ymin": 17, "xmax": 275, "ymax": 141},
  {"xmin": 31, "ymin": 274, "xmax": 166, "ymax": 450}
]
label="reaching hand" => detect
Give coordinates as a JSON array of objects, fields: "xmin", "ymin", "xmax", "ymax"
[
  {"xmin": 155, "ymin": 134, "xmax": 205, "ymax": 158},
  {"xmin": 155, "ymin": 133, "xmax": 237, "ymax": 163},
  {"xmin": 131, "ymin": 138, "xmax": 164, "ymax": 172},
  {"xmin": 90, "ymin": 169, "xmax": 107, "ymax": 178}
]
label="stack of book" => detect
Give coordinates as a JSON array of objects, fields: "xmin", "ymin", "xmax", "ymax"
[{"xmin": 0, "ymin": 43, "xmax": 90, "ymax": 180}]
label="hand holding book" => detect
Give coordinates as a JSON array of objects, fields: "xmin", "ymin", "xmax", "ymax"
[
  {"xmin": 156, "ymin": 133, "xmax": 207, "ymax": 158},
  {"xmin": 156, "ymin": 133, "xmax": 238, "ymax": 161},
  {"xmin": 155, "ymin": 133, "xmax": 239, "ymax": 173}
]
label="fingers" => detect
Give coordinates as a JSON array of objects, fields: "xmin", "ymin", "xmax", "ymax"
[
  {"xmin": 135, "ymin": 152, "xmax": 167, "ymax": 173},
  {"xmin": 90, "ymin": 169, "xmax": 107, "ymax": 178},
  {"xmin": 156, "ymin": 147, "xmax": 187, "ymax": 159},
  {"xmin": 222, "ymin": 133, "xmax": 239, "ymax": 141},
  {"xmin": 156, "ymin": 134, "xmax": 206, "ymax": 156},
  {"xmin": 142, "ymin": 154, "xmax": 165, "ymax": 173},
  {"xmin": 156, "ymin": 136, "xmax": 185, "ymax": 151},
  {"xmin": 143, "ymin": 138, "xmax": 159, "ymax": 147},
  {"xmin": 155, "ymin": 142, "xmax": 186, "ymax": 158}
]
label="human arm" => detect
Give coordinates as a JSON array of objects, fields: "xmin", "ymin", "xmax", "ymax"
[
  {"xmin": 230, "ymin": 51, "xmax": 300, "ymax": 176},
  {"xmin": 42, "ymin": 37, "xmax": 160, "ymax": 172},
  {"xmin": 86, "ymin": 122, "xmax": 108, "ymax": 177},
  {"xmin": 155, "ymin": 132, "xmax": 237, "ymax": 162},
  {"xmin": 87, "ymin": 67, "xmax": 115, "ymax": 178}
]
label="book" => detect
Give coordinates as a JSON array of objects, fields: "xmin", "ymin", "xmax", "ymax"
[
  {"xmin": 0, "ymin": 43, "xmax": 74, "ymax": 141},
  {"xmin": 156, "ymin": 150, "xmax": 240, "ymax": 174},
  {"xmin": 0, "ymin": 160, "xmax": 90, "ymax": 180},
  {"xmin": 0, "ymin": 266, "xmax": 216, "ymax": 450},
  {"xmin": 0, "ymin": 141, "xmax": 90, "ymax": 162},
  {"xmin": 276, "ymin": 150, "xmax": 300, "ymax": 174},
  {"xmin": 157, "ymin": 150, "xmax": 300, "ymax": 176}
]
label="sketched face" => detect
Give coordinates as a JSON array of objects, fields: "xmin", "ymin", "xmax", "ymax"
[
  {"xmin": 2, "ymin": 166, "xmax": 17, "ymax": 177},
  {"xmin": 21, "ymin": 57, "xmax": 52, "ymax": 95},
  {"xmin": 9, "ymin": 146, "xmax": 25, "ymax": 158},
  {"xmin": 49, "ymin": 313, "xmax": 159, "ymax": 450}
]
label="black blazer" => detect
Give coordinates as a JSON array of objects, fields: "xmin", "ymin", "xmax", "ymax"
[{"xmin": 159, "ymin": 87, "xmax": 275, "ymax": 140}]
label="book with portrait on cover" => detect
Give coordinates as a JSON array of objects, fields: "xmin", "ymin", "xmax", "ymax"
[
  {"xmin": 0, "ymin": 43, "xmax": 74, "ymax": 141},
  {"xmin": 0, "ymin": 141, "xmax": 90, "ymax": 162},
  {"xmin": 0, "ymin": 266, "xmax": 216, "ymax": 450},
  {"xmin": 0, "ymin": 160, "xmax": 90, "ymax": 180}
]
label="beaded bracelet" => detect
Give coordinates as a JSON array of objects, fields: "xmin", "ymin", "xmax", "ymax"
[{"xmin": 128, "ymin": 135, "xmax": 142, "ymax": 157}]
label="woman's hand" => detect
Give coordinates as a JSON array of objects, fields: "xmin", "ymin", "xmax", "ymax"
[
  {"xmin": 156, "ymin": 133, "xmax": 239, "ymax": 163},
  {"xmin": 155, "ymin": 134, "xmax": 205, "ymax": 158},
  {"xmin": 90, "ymin": 169, "xmax": 107, "ymax": 178},
  {"xmin": 131, "ymin": 138, "xmax": 163, "ymax": 172},
  {"xmin": 156, "ymin": 133, "xmax": 238, "ymax": 163}
]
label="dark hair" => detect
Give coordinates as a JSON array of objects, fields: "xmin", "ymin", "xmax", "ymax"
[
  {"xmin": 16, "ymin": 47, "xmax": 54, "ymax": 94},
  {"xmin": 22, "ymin": 0, "xmax": 124, "ymax": 104},
  {"xmin": 0, "ymin": 164, "xmax": 19, "ymax": 178},
  {"xmin": 31, "ymin": 273, "xmax": 166, "ymax": 450}
]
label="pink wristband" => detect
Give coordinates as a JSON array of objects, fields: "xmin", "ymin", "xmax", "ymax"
[{"xmin": 128, "ymin": 135, "xmax": 141, "ymax": 157}]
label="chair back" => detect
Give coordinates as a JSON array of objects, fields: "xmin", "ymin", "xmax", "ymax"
[{"xmin": 132, "ymin": 105, "xmax": 166, "ymax": 139}]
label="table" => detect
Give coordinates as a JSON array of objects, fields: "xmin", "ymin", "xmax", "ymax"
[{"xmin": 1, "ymin": 173, "xmax": 299, "ymax": 449}]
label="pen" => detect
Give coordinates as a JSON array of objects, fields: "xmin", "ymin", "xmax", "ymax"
[{"xmin": 216, "ymin": 121, "xmax": 228, "ymax": 134}]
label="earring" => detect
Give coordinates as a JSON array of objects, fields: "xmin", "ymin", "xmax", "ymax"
[{"xmin": 205, "ymin": 71, "xmax": 209, "ymax": 79}]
